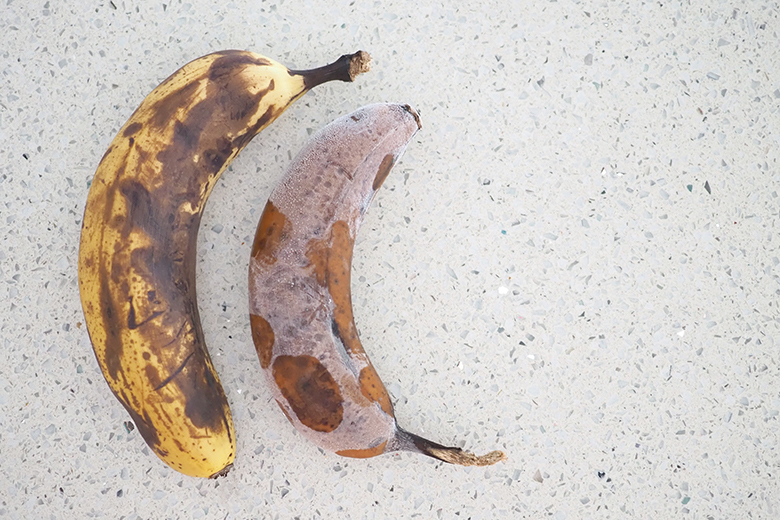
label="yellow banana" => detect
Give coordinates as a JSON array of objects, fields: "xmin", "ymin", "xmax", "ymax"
[{"xmin": 78, "ymin": 49, "xmax": 371, "ymax": 478}]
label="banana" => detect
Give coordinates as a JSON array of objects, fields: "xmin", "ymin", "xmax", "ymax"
[
  {"xmin": 248, "ymin": 104, "xmax": 506, "ymax": 466},
  {"xmin": 78, "ymin": 49, "xmax": 372, "ymax": 478}
]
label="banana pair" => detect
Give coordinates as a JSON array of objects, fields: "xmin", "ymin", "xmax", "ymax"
[{"xmin": 78, "ymin": 50, "xmax": 504, "ymax": 478}]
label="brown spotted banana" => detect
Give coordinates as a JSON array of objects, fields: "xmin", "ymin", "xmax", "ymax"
[
  {"xmin": 248, "ymin": 103, "xmax": 506, "ymax": 466},
  {"xmin": 78, "ymin": 49, "xmax": 371, "ymax": 478}
]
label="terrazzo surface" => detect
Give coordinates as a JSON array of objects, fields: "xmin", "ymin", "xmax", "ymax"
[{"xmin": 2, "ymin": 1, "xmax": 779, "ymax": 518}]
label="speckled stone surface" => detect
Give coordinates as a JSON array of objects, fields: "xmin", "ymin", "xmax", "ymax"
[{"xmin": 1, "ymin": 1, "xmax": 779, "ymax": 518}]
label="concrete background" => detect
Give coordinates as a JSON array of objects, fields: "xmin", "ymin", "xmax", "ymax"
[{"xmin": 1, "ymin": 0, "xmax": 779, "ymax": 518}]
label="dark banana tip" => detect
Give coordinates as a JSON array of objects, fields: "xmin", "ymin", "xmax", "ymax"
[
  {"xmin": 395, "ymin": 427, "xmax": 507, "ymax": 467},
  {"xmin": 209, "ymin": 463, "xmax": 233, "ymax": 479},
  {"xmin": 402, "ymin": 104, "xmax": 422, "ymax": 130}
]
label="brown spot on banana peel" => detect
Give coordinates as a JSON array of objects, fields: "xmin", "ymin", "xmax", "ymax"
[
  {"xmin": 372, "ymin": 154, "xmax": 395, "ymax": 191},
  {"xmin": 249, "ymin": 104, "xmax": 505, "ymax": 465},
  {"xmin": 207, "ymin": 51, "xmax": 273, "ymax": 82},
  {"xmin": 358, "ymin": 365, "xmax": 393, "ymax": 416},
  {"xmin": 123, "ymin": 121, "xmax": 143, "ymax": 137},
  {"xmin": 99, "ymin": 273, "xmax": 124, "ymax": 381},
  {"xmin": 336, "ymin": 440, "xmax": 388, "ymax": 459},
  {"xmin": 249, "ymin": 313, "xmax": 275, "ymax": 369},
  {"xmin": 303, "ymin": 220, "xmax": 366, "ymax": 357},
  {"xmin": 79, "ymin": 49, "xmax": 371, "ymax": 477},
  {"xmin": 250, "ymin": 200, "xmax": 290, "ymax": 267},
  {"xmin": 273, "ymin": 355, "xmax": 344, "ymax": 433},
  {"xmin": 326, "ymin": 221, "xmax": 363, "ymax": 357}
]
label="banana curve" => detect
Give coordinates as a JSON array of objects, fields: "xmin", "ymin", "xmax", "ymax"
[
  {"xmin": 79, "ymin": 50, "xmax": 371, "ymax": 477},
  {"xmin": 248, "ymin": 104, "xmax": 506, "ymax": 466}
]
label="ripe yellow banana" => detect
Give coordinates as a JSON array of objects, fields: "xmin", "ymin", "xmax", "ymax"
[
  {"xmin": 249, "ymin": 104, "xmax": 506, "ymax": 466},
  {"xmin": 78, "ymin": 49, "xmax": 371, "ymax": 478}
]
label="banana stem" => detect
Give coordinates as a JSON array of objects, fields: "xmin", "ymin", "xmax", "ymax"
[
  {"xmin": 293, "ymin": 51, "xmax": 372, "ymax": 88},
  {"xmin": 394, "ymin": 427, "xmax": 507, "ymax": 467}
]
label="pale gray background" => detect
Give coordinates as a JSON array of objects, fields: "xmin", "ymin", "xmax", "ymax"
[{"xmin": 1, "ymin": 1, "xmax": 779, "ymax": 518}]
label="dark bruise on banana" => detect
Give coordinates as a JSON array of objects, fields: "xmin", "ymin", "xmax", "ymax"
[
  {"xmin": 78, "ymin": 49, "xmax": 371, "ymax": 478},
  {"xmin": 249, "ymin": 104, "xmax": 506, "ymax": 466}
]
